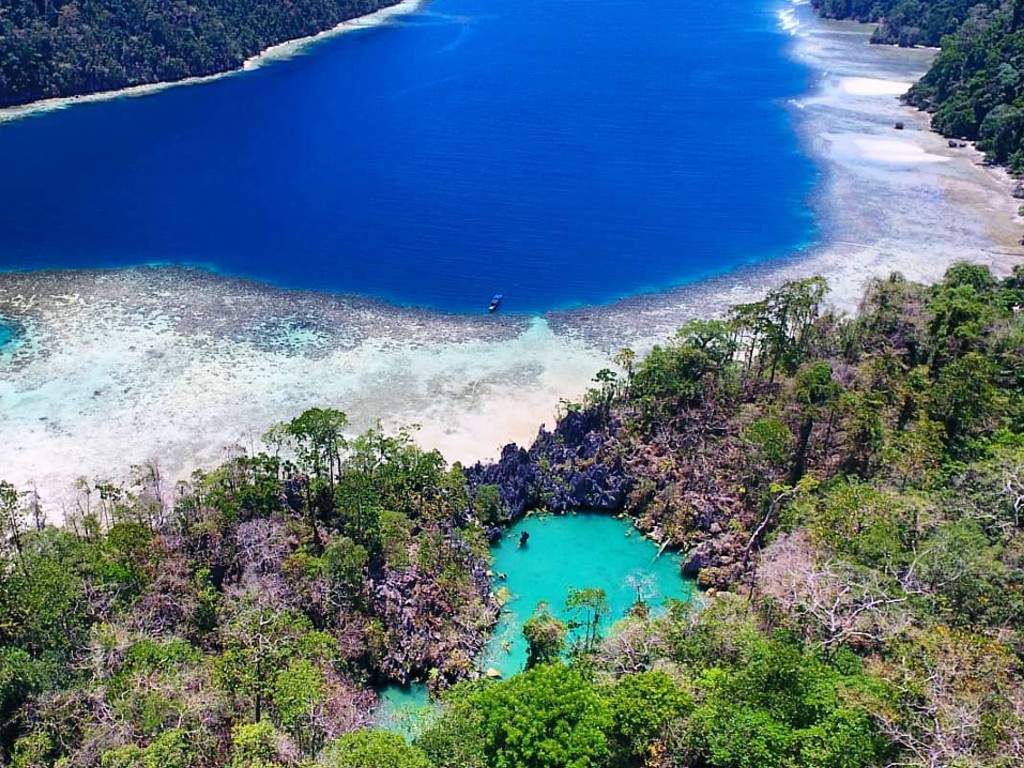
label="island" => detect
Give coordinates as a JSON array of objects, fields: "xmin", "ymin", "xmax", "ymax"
[
  {"xmin": 0, "ymin": 0, "xmax": 408, "ymax": 108},
  {"xmin": 2, "ymin": 1, "xmax": 1024, "ymax": 766}
]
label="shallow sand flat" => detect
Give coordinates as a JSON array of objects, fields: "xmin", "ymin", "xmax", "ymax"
[
  {"xmin": 838, "ymin": 76, "xmax": 912, "ymax": 96},
  {"xmin": 2, "ymin": 9, "xmax": 1023, "ymax": 515},
  {"xmin": 0, "ymin": 269, "xmax": 609, "ymax": 515},
  {"xmin": 847, "ymin": 137, "xmax": 950, "ymax": 164}
]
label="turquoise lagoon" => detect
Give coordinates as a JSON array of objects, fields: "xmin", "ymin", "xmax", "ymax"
[{"xmin": 377, "ymin": 512, "xmax": 693, "ymax": 730}]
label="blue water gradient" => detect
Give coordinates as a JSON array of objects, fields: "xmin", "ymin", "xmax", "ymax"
[{"xmin": 0, "ymin": 0, "xmax": 817, "ymax": 313}]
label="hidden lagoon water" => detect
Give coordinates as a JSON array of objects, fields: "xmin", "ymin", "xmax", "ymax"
[
  {"xmin": 0, "ymin": 0, "xmax": 817, "ymax": 313},
  {"xmin": 377, "ymin": 512, "xmax": 693, "ymax": 731}
]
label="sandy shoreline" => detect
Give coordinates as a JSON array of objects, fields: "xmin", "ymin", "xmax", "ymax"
[
  {"xmin": 0, "ymin": 0, "xmax": 422, "ymax": 124},
  {"xmin": 2, "ymin": 5, "xmax": 1022, "ymax": 517}
]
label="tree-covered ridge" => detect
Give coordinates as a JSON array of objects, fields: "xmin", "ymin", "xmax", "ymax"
[
  {"xmin": 811, "ymin": 0, "xmax": 985, "ymax": 46},
  {"xmin": 457, "ymin": 263, "xmax": 1024, "ymax": 766},
  {"xmin": 905, "ymin": 3, "xmax": 1024, "ymax": 168},
  {"xmin": 0, "ymin": 0, "xmax": 399, "ymax": 108},
  {"xmin": 810, "ymin": 0, "xmax": 1024, "ymax": 170},
  {"xmin": 3, "ymin": 263, "xmax": 1024, "ymax": 766}
]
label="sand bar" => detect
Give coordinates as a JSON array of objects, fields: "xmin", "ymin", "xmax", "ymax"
[
  {"xmin": 1, "ymin": 8, "xmax": 1022, "ymax": 517},
  {"xmin": 849, "ymin": 136, "xmax": 951, "ymax": 164},
  {"xmin": 839, "ymin": 76, "xmax": 912, "ymax": 96}
]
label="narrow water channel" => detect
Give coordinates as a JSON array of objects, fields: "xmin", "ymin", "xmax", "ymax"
[{"xmin": 376, "ymin": 512, "xmax": 694, "ymax": 732}]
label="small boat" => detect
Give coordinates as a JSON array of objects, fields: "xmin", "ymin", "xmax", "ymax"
[{"xmin": 488, "ymin": 293, "xmax": 503, "ymax": 312}]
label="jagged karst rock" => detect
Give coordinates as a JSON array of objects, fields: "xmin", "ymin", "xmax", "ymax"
[{"xmin": 466, "ymin": 408, "xmax": 632, "ymax": 523}]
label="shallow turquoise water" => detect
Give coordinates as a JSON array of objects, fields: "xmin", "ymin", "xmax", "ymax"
[
  {"xmin": 376, "ymin": 512, "xmax": 692, "ymax": 731},
  {"xmin": 0, "ymin": 320, "xmax": 14, "ymax": 350},
  {"xmin": 483, "ymin": 513, "xmax": 692, "ymax": 674}
]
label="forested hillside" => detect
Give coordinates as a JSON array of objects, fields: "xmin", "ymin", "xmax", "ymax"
[
  {"xmin": 905, "ymin": 4, "xmax": 1024, "ymax": 168},
  {"xmin": 0, "ymin": 0, "xmax": 398, "ymax": 108},
  {"xmin": 811, "ymin": 0, "xmax": 983, "ymax": 46},
  {"xmin": 813, "ymin": 0, "xmax": 1024, "ymax": 170},
  {"xmin": 2, "ymin": 263, "xmax": 1024, "ymax": 766}
]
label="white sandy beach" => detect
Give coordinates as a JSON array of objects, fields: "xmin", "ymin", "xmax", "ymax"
[
  {"xmin": 2, "ymin": 7, "xmax": 1023, "ymax": 517},
  {"xmin": 848, "ymin": 136, "xmax": 951, "ymax": 164},
  {"xmin": 838, "ymin": 76, "xmax": 912, "ymax": 96},
  {"xmin": 0, "ymin": 0, "xmax": 422, "ymax": 124}
]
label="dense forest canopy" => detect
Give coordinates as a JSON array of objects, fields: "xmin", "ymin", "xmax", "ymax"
[
  {"xmin": 905, "ymin": 2, "xmax": 1024, "ymax": 168},
  {"xmin": 814, "ymin": 0, "xmax": 1024, "ymax": 170},
  {"xmin": 0, "ymin": 0, "xmax": 399, "ymax": 107},
  {"xmin": 811, "ymin": 0, "xmax": 987, "ymax": 46},
  {"xmin": 2, "ymin": 262, "xmax": 1024, "ymax": 766}
]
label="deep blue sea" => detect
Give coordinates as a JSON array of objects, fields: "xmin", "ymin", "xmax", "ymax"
[{"xmin": 0, "ymin": 0, "xmax": 816, "ymax": 313}]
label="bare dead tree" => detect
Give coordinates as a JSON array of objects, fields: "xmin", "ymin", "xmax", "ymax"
[
  {"xmin": 593, "ymin": 617, "xmax": 666, "ymax": 676},
  {"xmin": 757, "ymin": 532, "xmax": 919, "ymax": 658},
  {"xmin": 234, "ymin": 517, "xmax": 291, "ymax": 579},
  {"xmin": 0, "ymin": 479, "xmax": 26, "ymax": 568},
  {"xmin": 1005, "ymin": 465, "xmax": 1024, "ymax": 533},
  {"xmin": 870, "ymin": 631, "xmax": 1024, "ymax": 768}
]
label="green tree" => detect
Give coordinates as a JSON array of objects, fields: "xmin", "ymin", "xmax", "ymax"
[
  {"xmin": 744, "ymin": 417, "xmax": 794, "ymax": 468},
  {"xmin": 732, "ymin": 277, "xmax": 830, "ymax": 382},
  {"xmin": 585, "ymin": 368, "xmax": 620, "ymax": 418},
  {"xmin": 320, "ymin": 535, "xmax": 369, "ymax": 607},
  {"xmin": 100, "ymin": 729, "xmax": 194, "ymax": 768},
  {"xmin": 630, "ymin": 343, "xmax": 716, "ymax": 415},
  {"xmin": 802, "ymin": 481, "xmax": 913, "ymax": 568},
  {"xmin": 473, "ymin": 484, "xmax": 503, "ymax": 526},
  {"xmin": 10, "ymin": 731, "xmax": 55, "ymax": 768},
  {"xmin": 566, "ymin": 587, "xmax": 610, "ymax": 656},
  {"xmin": 675, "ymin": 319, "xmax": 739, "ymax": 372},
  {"xmin": 606, "ymin": 671, "xmax": 690, "ymax": 762},
  {"xmin": 522, "ymin": 602, "xmax": 567, "ymax": 669},
  {"xmin": 321, "ymin": 730, "xmax": 433, "ymax": 768},
  {"xmin": 668, "ymin": 632, "xmax": 883, "ymax": 768},
  {"xmin": 423, "ymin": 664, "xmax": 611, "ymax": 768},
  {"xmin": 227, "ymin": 721, "xmax": 285, "ymax": 768},
  {"xmin": 272, "ymin": 658, "xmax": 325, "ymax": 753},
  {"xmin": 789, "ymin": 362, "xmax": 842, "ymax": 484},
  {"xmin": 216, "ymin": 599, "xmax": 312, "ymax": 723},
  {"xmin": 268, "ymin": 407, "xmax": 349, "ymax": 488},
  {"xmin": 929, "ymin": 351, "xmax": 1000, "ymax": 452},
  {"xmin": 378, "ymin": 509, "xmax": 413, "ymax": 568}
]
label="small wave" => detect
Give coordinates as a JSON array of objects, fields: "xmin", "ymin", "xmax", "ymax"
[
  {"xmin": 778, "ymin": 7, "xmax": 801, "ymax": 35},
  {"xmin": 436, "ymin": 23, "xmax": 472, "ymax": 54}
]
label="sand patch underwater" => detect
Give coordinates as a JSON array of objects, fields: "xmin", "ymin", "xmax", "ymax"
[{"xmin": 838, "ymin": 76, "xmax": 912, "ymax": 96}]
